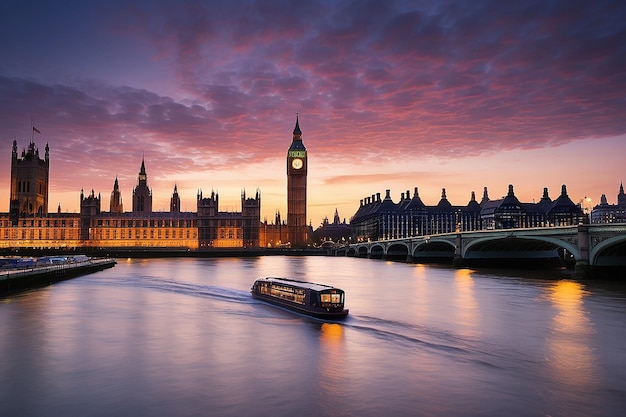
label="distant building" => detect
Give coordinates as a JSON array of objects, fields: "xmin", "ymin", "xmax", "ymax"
[
  {"xmin": 481, "ymin": 184, "xmax": 583, "ymax": 229},
  {"xmin": 132, "ymin": 158, "xmax": 152, "ymax": 214},
  {"xmin": 0, "ymin": 138, "xmax": 262, "ymax": 250},
  {"xmin": 311, "ymin": 209, "xmax": 351, "ymax": 246},
  {"xmin": 591, "ymin": 183, "xmax": 626, "ymax": 223},
  {"xmin": 170, "ymin": 184, "xmax": 181, "ymax": 213},
  {"xmin": 260, "ymin": 211, "xmax": 288, "ymax": 247},
  {"xmin": 350, "ymin": 184, "xmax": 585, "ymax": 242},
  {"xmin": 196, "ymin": 189, "xmax": 261, "ymax": 248},
  {"xmin": 9, "ymin": 139, "xmax": 49, "ymax": 224},
  {"xmin": 110, "ymin": 177, "xmax": 123, "ymax": 213},
  {"xmin": 77, "ymin": 186, "xmax": 198, "ymax": 248}
]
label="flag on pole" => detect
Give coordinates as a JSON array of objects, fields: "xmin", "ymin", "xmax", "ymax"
[{"xmin": 33, "ymin": 126, "xmax": 41, "ymax": 134}]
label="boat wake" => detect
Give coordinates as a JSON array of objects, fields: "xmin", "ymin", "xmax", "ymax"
[
  {"xmin": 91, "ymin": 274, "xmax": 333, "ymax": 321},
  {"xmin": 349, "ymin": 314, "xmax": 469, "ymax": 352},
  {"xmin": 344, "ymin": 314, "xmax": 532, "ymax": 371},
  {"xmin": 94, "ymin": 274, "xmax": 253, "ymax": 304}
]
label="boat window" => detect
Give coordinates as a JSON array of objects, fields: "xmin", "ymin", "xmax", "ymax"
[
  {"xmin": 320, "ymin": 292, "xmax": 343, "ymax": 304},
  {"xmin": 269, "ymin": 284, "xmax": 306, "ymax": 305}
]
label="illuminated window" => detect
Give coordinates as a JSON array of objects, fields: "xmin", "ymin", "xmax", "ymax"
[{"xmin": 321, "ymin": 293, "xmax": 343, "ymax": 304}]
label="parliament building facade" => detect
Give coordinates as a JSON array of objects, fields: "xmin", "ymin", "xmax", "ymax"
[{"xmin": 1, "ymin": 118, "xmax": 308, "ymax": 251}]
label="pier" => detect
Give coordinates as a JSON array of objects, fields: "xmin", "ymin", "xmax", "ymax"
[{"xmin": 1, "ymin": 257, "xmax": 117, "ymax": 297}]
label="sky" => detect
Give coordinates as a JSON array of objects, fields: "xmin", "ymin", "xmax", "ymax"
[{"xmin": 1, "ymin": 0, "xmax": 625, "ymax": 226}]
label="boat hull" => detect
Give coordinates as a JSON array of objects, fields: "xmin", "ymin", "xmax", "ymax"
[{"xmin": 251, "ymin": 292, "xmax": 349, "ymax": 320}]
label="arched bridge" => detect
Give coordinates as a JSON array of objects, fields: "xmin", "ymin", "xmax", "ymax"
[{"xmin": 336, "ymin": 224, "xmax": 626, "ymax": 277}]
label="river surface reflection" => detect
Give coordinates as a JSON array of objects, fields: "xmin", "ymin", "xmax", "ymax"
[{"xmin": 1, "ymin": 256, "xmax": 625, "ymax": 417}]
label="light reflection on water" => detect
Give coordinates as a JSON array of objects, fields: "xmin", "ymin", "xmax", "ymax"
[
  {"xmin": 1, "ymin": 256, "xmax": 625, "ymax": 417},
  {"xmin": 545, "ymin": 281, "xmax": 600, "ymax": 401},
  {"xmin": 453, "ymin": 269, "xmax": 480, "ymax": 338},
  {"xmin": 318, "ymin": 323, "xmax": 346, "ymax": 415}
]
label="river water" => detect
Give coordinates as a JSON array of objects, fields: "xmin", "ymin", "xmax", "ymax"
[{"xmin": 1, "ymin": 256, "xmax": 625, "ymax": 417}]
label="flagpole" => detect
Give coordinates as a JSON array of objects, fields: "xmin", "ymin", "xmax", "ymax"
[{"xmin": 30, "ymin": 115, "xmax": 42, "ymax": 138}]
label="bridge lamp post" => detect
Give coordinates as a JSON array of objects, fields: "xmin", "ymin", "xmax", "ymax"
[{"xmin": 579, "ymin": 196, "xmax": 592, "ymax": 224}]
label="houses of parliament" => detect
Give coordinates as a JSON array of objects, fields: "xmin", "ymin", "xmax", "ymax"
[
  {"xmin": 1, "ymin": 117, "xmax": 310, "ymax": 251},
  {"xmin": 3, "ymin": 115, "xmax": 623, "ymax": 252}
]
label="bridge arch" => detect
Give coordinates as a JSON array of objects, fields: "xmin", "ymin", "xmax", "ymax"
[
  {"xmin": 591, "ymin": 235, "xmax": 626, "ymax": 266},
  {"xmin": 411, "ymin": 238, "xmax": 455, "ymax": 261},
  {"xmin": 370, "ymin": 244, "xmax": 385, "ymax": 259},
  {"xmin": 387, "ymin": 242, "xmax": 410, "ymax": 260},
  {"xmin": 320, "ymin": 241, "xmax": 336, "ymax": 249},
  {"xmin": 463, "ymin": 235, "xmax": 580, "ymax": 260}
]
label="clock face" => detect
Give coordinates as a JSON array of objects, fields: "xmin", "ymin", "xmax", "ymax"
[{"xmin": 291, "ymin": 158, "xmax": 303, "ymax": 169}]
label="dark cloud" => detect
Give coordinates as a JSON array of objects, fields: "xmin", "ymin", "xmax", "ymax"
[
  {"xmin": 27, "ymin": 0, "xmax": 623, "ymax": 156},
  {"xmin": 0, "ymin": 74, "xmax": 280, "ymax": 187}
]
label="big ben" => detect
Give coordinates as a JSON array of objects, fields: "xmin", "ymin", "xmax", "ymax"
[{"xmin": 287, "ymin": 114, "xmax": 308, "ymax": 246}]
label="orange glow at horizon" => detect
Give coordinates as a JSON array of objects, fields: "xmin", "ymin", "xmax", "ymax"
[{"xmin": 1, "ymin": 135, "xmax": 623, "ymax": 227}]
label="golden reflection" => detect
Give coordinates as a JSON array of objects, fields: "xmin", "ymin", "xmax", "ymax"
[
  {"xmin": 546, "ymin": 280, "xmax": 598, "ymax": 390},
  {"xmin": 412, "ymin": 263, "xmax": 427, "ymax": 279},
  {"xmin": 549, "ymin": 281, "xmax": 592, "ymax": 336},
  {"xmin": 410, "ymin": 264, "xmax": 430, "ymax": 321},
  {"xmin": 454, "ymin": 268, "xmax": 473, "ymax": 281},
  {"xmin": 318, "ymin": 323, "xmax": 345, "ymax": 399},
  {"xmin": 453, "ymin": 269, "xmax": 479, "ymax": 337},
  {"xmin": 320, "ymin": 322, "xmax": 343, "ymax": 343}
]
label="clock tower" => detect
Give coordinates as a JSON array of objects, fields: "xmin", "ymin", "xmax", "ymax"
[{"xmin": 287, "ymin": 114, "xmax": 308, "ymax": 246}]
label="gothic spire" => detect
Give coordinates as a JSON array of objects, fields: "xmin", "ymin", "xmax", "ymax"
[
  {"xmin": 140, "ymin": 156, "xmax": 147, "ymax": 176},
  {"xmin": 293, "ymin": 113, "xmax": 302, "ymax": 138}
]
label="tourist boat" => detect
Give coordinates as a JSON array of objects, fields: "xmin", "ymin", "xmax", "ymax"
[{"xmin": 251, "ymin": 277, "xmax": 349, "ymax": 319}]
